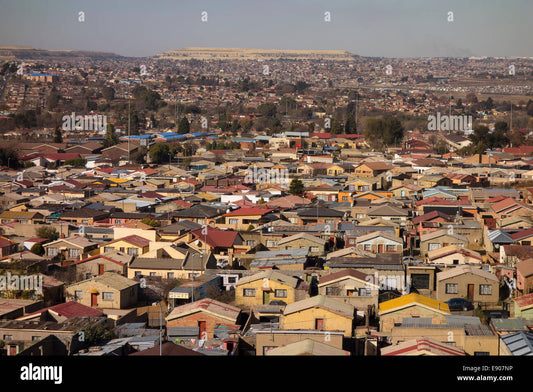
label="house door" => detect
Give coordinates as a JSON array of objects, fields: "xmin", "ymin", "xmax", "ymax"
[
  {"xmin": 467, "ymin": 284, "xmax": 474, "ymax": 301},
  {"xmin": 9, "ymin": 345, "xmax": 17, "ymax": 356},
  {"xmin": 378, "ymin": 244, "xmax": 384, "ymax": 253},
  {"xmin": 98, "ymin": 264, "xmax": 104, "ymax": 275},
  {"xmin": 263, "ymin": 291, "xmax": 270, "ymax": 304},
  {"xmin": 91, "ymin": 293, "xmax": 98, "ymax": 307},
  {"xmin": 198, "ymin": 321, "xmax": 207, "ymax": 340},
  {"xmin": 315, "ymin": 318, "xmax": 325, "ymax": 330}
]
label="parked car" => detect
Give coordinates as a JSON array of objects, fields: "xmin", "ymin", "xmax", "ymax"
[{"xmin": 446, "ymin": 298, "xmax": 474, "ymax": 311}]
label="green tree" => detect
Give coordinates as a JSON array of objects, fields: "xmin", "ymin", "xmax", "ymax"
[
  {"xmin": 365, "ymin": 117, "xmax": 404, "ymax": 147},
  {"xmin": 177, "ymin": 117, "xmax": 190, "ymax": 134},
  {"xmin": 53, "ymin": 127, "xmax": 63, "ymax": 143},
  {"xmin": 344, "ymin": 115, "xmax": 357, "ymax": 134},
  {"xmin": 30, "ymin": 243, "xmax": 44, "ymax": 256},
  {"xmin": 149, "ymin": 143, "xmax": 171, "ymax": 164},
  {"xmin": 64, "ymin": 158, "xmax": 86, "ymax": 167},
  {"xmin": 289, "ymin": 178, "xmax": 304, "ymax": 196},
  {"xmin": 102, "ymin": 86, "xmax": 115, "ymax": 102},
  {"xmin": 0, "ymin": 147, "xmax": 20, "ymax": 169},
  {"xmin": 526, "ymin": 100, "xmax": 533, "ymax": 117},
  {"xmin": 103, "ymin": 123, "xmax": 119, "ymax": 148},
  {"xmin": 35, "ymin": 226, "xmax": 59, "ymax": 241}
]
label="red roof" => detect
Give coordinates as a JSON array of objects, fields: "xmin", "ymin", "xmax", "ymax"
[
  {"xmin": 42, "ymin": 153, "xmax": 81, "ymax": 161},
  {"xmin": 18, "ymin": 301, "xmax": 103, "ymax": 320},
  {"xmin": 510, "ymin": 228, "xmax": 533, "ymax": 241},
  {"xmin": 190, "ymin": 227, "xmax": 239, "ymax": 248},
  {"xmin": 310, "ymin": 132, "xmax": 332, "ymax": 139}
]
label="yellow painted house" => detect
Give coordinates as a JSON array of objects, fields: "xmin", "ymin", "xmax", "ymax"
[
  {"xmin": 378, "ymin": 293, "xmax": 451, "ymax": 333},
  {"xmin": 100, "ymin": 234, "xmax": 150, "ymax": 257},
  {"xmin": 280, "ymin": 295, "xmax": 356, "ymax": 337},
  {"xmin": 234, "ymin": 270, "xmax": 308, "ymax": 307}
]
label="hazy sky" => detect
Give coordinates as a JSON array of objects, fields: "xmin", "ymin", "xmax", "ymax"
[{"xmin": 0, "ymin": 0, "xmax": 532, "ymax": 58}]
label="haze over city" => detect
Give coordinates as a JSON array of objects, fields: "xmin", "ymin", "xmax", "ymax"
[{"xmin": 1, "ymin": 0, "xmax": 533, "ymax": 58}]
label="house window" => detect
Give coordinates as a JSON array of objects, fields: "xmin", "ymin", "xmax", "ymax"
[
  {"xmin": 75, "ymin": 290, "xmax": 83, "ymax": 299},
  {"xmin": 386, "ymin": 244, "xmax": 396, "ymax": 252},
  {"xmin": 167, "ymin": 272, "xmax": 174, "ymax": 279},
  {"xmin": 479, "ymin": 285, "xmax": 492, "ymax": 295},
  {"xmin": 446, "ymin": 283, "xmax": 458, "ymax": 294},
  {"xmin": 103, "ymin": 247, "xmax": 114, "ymax": 253},
  {"xmin": 150, "ymin": 272, "xmax": 157, "ymax": 277},
  {"xmin": 127, "ymin": 248, "xmax": 139, "ymax": 256},
  {"xmin": 46, "ymin": 247, "xmax": 58, "ymax": 257},
  {"xmin": 246, "ymin": 240, "xmax": 256, "ymax": 247},
  {"xmin": 358, "ymin": 287, "xmax": 371, "ymax": 296},
  {"xmin": 3, "ymin": 335, "xmax": 13, "ymax": 340},
  {"xmin": 310, "ymin": 247, "xmax": 319, "ymax": 253},
  {"xmin": 363, "ymin": 244, "xmax": 371, "ymax": 251},
  {"xmin": 68, "ymin": 248, "xmax": 80, "ymax": 258},
  {"xmin": 411, "ymin": 274, "xmax": 430, "ymax": 290},
  {"xmin": 266, "ymin": 240, "xmax": 277, "ymax": 248},
  {"xmin": 102, "ymin": 292, "xmax": 114, "ymax": 301},
  {"xmin": 32, "ymin": 336, "xmax": 41, "ymax": 341},
  {"xmin": 227, "ymin": 276, "xmax": 237, "ymax": 284},
  {"xmin": 243, "ymin": 288, "xmax": 256, "ymax": 297},
  {"xmin": 428, "ymin": 243, "xmax": 441, "ymax": 251},
  {"xmin": 275, "ymin": 289, "xmax": 287, "ymax": 298},
  {"xmin": 228, "ymin": 218, "xmax": 239, "ymax": 225}
]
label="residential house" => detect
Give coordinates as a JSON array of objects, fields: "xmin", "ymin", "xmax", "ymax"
[
  {"xmin": 378, "ymin": 293, "xmax": 451, "ymax": 332},
  {"xmin": 257, "ymin": 332, "xmax": 348, "ymax": 356},
  {"xmin": 279, "ymin": 295, "xmax": 357, "ymax": 337},
  {"xmin": 276, "ymin": 233, "xmax": 327, "ymax": 257},
  {"xmin": 66, "ymin": 272, "xmax": 139, "ymax": 309},
  {"xmin": 387, "ymin": 315, "xmax": 498, "ymax": 355},
  {"xmin": 71, "ymin": 251, "xmax": 132, "ymax": 279},
  {"xmin": 0, "ymin": 211, "xmax": 45, "ymax": 224},
  {"xmin": 100, "ymin": 235, "xmax": 150, "ymax": 257},
  {"xmin": 234, "ymin": 269, "xmax": 308, "ymax": 307},
  {"xmin": 427, "ymin": 245, "xmax": 483, "ymax": 265},
  {"xmin": 43, "ymin": 235, "xmax": 99, "ymax": 263},
  {"xmin": 127, "ymin": 247, "xmax": 216, "ymax": 281},
  {"xmin": 355, "ymin": 231, "xmax": 403, "ymax": 254},
  {"xmin": 221, "ymin": 207, "xmax": 277, "ymax": 231},
  {"xmin": 165, "ymin": 298, "xmax": 243, "ymax": 339},
  {"xmin": 516, "ymin": 260, "xmax": 533, "ymax": 296},
  {"xmin": 419, "ymin": 230, "xmax": 469, "ymax": 258},
  {"xmin": 318, "ymin": 268, "xmax": 380, "ymax": 311},
  {"xmin": 352, "ymin": 162, "xmax": 394, "ymax": 178},
  {"xmin": 436, "ymin": 265, "xmax": 500, "ymax": 306}
]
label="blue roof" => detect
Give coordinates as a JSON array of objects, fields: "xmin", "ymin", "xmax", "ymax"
[{"xmin": 23, "ymin": 73, "xmax": 57, "ymax": 77}]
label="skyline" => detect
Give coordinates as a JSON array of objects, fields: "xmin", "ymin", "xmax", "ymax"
[{"xmin": 0, "ymin": 0, "xmax": 532, "ymax": 59}]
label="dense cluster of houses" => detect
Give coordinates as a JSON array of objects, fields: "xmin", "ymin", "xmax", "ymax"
[{"xmin": 0, "ymin": 134, "xmax": 533, "ymax": 358}]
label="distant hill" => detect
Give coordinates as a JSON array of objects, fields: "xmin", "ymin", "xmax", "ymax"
[
  {"xmin": 0, "ymin": 46, "xmax": 128, "ymax": 61},
  {"xmin": 152, "ymin": 47, "xmax": 357, "ymax": 61}
]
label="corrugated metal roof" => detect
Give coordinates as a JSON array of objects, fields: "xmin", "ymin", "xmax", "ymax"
[{"xmin": 501, "ymin": 331, "xmax": 533, "ymax": 355}]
